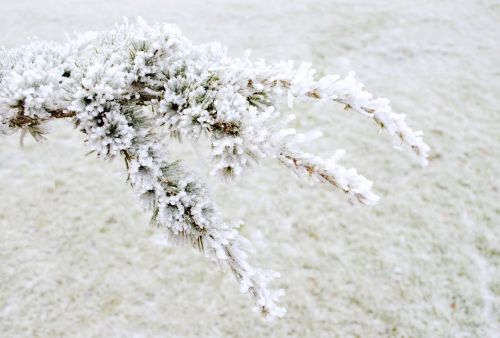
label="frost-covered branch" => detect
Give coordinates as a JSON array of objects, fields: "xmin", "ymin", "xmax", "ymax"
[{"xmin": 0, "ymin": 19, "xmax": 429, "ymax": 319}]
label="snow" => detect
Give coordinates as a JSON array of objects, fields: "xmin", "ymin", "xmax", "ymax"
[{"xmin": 0, "ymin": 0, "xmax": 499, "ymax": 336}]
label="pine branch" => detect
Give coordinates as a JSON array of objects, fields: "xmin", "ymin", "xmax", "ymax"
[{"xmin": 0, "ymin": 19, "xmax": 429, "ymax": 319}]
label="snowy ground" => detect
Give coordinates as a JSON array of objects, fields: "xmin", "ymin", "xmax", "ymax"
[{"xmin": 0, "ymin": 0, "xmax": 499, "ymax": 337}]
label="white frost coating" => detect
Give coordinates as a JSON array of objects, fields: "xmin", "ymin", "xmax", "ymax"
[
  {"xmin": 314, "ymin": 72, "xmax": 430, "ymax": 166},
  {"xmin": 0, "ymin": 19, "xmax": 428, "ymax": 319}
]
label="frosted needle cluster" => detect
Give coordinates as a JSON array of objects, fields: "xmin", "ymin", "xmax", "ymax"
[{"xmin": 0, "ymin": 19, "xmax": 429, "ymax": 319}]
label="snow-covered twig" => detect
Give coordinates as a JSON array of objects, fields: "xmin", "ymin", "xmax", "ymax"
[{"xmin": 0, "ymin": 19, "xmax": 428, "ymax": 319}]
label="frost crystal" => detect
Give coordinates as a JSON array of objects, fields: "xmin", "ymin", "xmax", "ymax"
[{"xmin": 0, "ymin": 19, "xmax": 429, "ymax": 319}]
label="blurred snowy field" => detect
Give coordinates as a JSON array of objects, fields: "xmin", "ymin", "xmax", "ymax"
[{"xmin": 0, "ymin": 0, "xmax": 499, "ymax": 337}]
